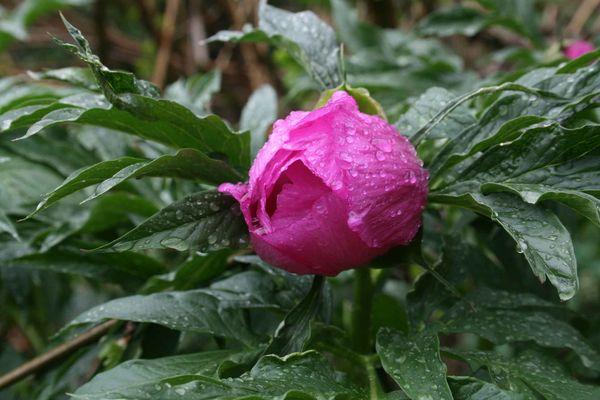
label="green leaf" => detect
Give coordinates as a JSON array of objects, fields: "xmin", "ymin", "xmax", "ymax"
[
  {"xmin": 11, "ymin": 94, "xmax": 252, "ymax": 173},
  {"xmin": 441, "ymin": 288, "xmax": 600, "ymax": 370},
  {"xmin": 482, "ymin": 182, "xmax": 600, "ymax": 227},
  {"xmin": 377, "ymin": 328, "xmax": 453, "ymax": 400},
  {"xmin": 98, "ymin": 190, "xmax": 248, "ymax": 253},
  {"xmin": 430, "ymin": 192, "xmax": 578, "ymax": 300},
  {"xmin": 418, "ymin": 3, "xmax": 540, "ymax": 43},
  {"xmin": 418, "ymin": 6, "xmax": 490, "ymax": 37},
  {"xmin": 263, "ymin": 275, "xmax": 325, "ymax": 356},
  {"xmin": 56, "ymin": 13, "xmax": 159, "ymax": 99},
  {"xmin": 142, "ymin": 249, "xmax": 231, "ymax": 293},
  {"xmin": 0, "ymin": 209, "xmax": 19, "ymax": 240},
  {"xmin": 395, "ymin": 86, "xmax": 476, "ymax": 139},
  {"xmin": 73, "ymin": 349, "xmax": 260, "ymax": 399},
  {"xmin": 0, "ymin": 150, "xmax": 63, "ymax": 213},
  {"xmin": 2, "ymin": 248, "xmax": 165, "ymax": 287},
  {"xmin": 207, "ymin": 1, "xmax": 341, "ymax": 89},
  {"xmin": 80, "ymin": 192, "xmax": 159, "ymax": 234},
  {"xmin": 449, "ymin": 377, "xmax": 526, "ymax": 400},
  {"xmin": 27, "ymin": 67, "xmax": 98, "ymax": 90},
  {"xmin": 33, "ymin": 148, "xmax": 244, "ymax": 215},
  {"xmin": 241, "ymin": 84, "xmax": 277, "ymax": 158},
  {"xmin": 430, "ymin": 63, "xmax": 600, "ymax": 179},
  {"xmin": 2, "ymin": 16, "xmax": 252, "ymax": 173},
  {"xmin": 77, "ymin": 351, "xmax": 364, "ymax": 400},
  {"xmin": 31, "ymin": 156, "xmax": 144, "ymax": 215},
  {"xmin": 316, "ymin": 84, "xmax": 387, "ymax": 120},
  {"xmin": 437, "ymin": 124, "xmax": 600, "ymax": 192},
  {"xmin": 0, "ymin": 0, "xmax": 91, "ymax": 50},
  {"xmin": 1, "ymin": 130, "xmax": 98, "ymax": 176},
  {"xmin": 447, "ymin": 349, "xmax": 600, "ymax": 400},
  {"xmin": 164, "ymin": 71, "xmax": 222, "ymax": 116},
  {"xmin": 61, "ymin": 270, "xmax": 294, "ymax": 346},
  {"xmin": 330, "ymin": 0, "xmax": 379, "ymax": 52}
]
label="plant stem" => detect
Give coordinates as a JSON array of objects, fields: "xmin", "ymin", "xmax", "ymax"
[
  {"xmin": 352, "ymin": 267, "xmax": 374, "ymax": 353},
  {"xmin": 0, "ymin": 320, "xmax": 118, "ymax": 390}
]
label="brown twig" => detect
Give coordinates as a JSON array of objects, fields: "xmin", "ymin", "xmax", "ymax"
[
  {"xmin": 224, "ymin": 0, "xmax": 270, "ymax": 90},
  {"xmin": 566, "ymin": 0, "xmax": 600, "ymax": 36},
  {"xmin": 152, "ymin": 0, "xmax": 181, "ymax": 89},
  {"xmin": 0, "ymin": 320, "xmax": 118, "ymax": 390}
]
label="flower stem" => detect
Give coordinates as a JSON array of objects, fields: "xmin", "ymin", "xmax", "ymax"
[{"xmin": 351, "ymin": 267, "xmax": 374, "ymax": 353}]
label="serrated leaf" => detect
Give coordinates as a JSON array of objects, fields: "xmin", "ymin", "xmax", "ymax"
[
  {"xmin": 57, "ymin": 13, "xmax": 159, "ymax": 99},
  {"xmin": 0, "ymin": 0, "xmax": 91, "ymax": 50},
  {"xmin": 377, "ymin": 328, "xmax": 453, "ymax": 400},
  {"xmin": 207, "ymin": 1, "xmax": 341, "ymax": 89},
  {"xmin": 241, "ymin": 84, "xmax": 277, "ymax": 158},
  {"xmin": 98, "ymin": 190, "xmax": 247, "ymax": 252},
  {"xmin": 73, "ymin": 349, "xmax": 260, "ymax": 399}
]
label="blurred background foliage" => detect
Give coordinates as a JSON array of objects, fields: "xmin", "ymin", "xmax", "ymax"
[{"xmin": 0, "ymin": 0, "xmax": 599, "ymax": 398}]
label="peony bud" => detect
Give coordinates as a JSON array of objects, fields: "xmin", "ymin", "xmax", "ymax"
[
  {"xmin": 564, "ymin": 40, "xmax": 595, "ymax": 60},
  {"xmin": 220, "ymin": 91, "xmax": 428, "ymax": 275}
]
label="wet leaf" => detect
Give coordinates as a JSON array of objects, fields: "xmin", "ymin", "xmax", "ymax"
[
  {"xmin": 241, "ymin": 84, "xmax": 277, "ymax": 158},
  {"xmin": 207, "ymin": 1, "xmax": 341, "ymax": 89},
  {"xmin": 377, "ymin": 328, "xmax": 453, "ymax": 400},
  {"xmin": 97, "ymin": 190, "xmax": 247, "ymax": 253}
]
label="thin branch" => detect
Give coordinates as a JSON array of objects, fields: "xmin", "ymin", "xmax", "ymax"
[
  {"xmin": 152, "ymin": 0, "xmax": 181, "ymax": 89},
  {"xmin": 0, "ymin": 320, "xmax": 118, "ymax": 390},
  {"xmin": 224, "ymin": 0, "xmax": 270, "ymax": 90},
  {"xmin": 566, "ymin": 0, "xmax": 600, "ymax": 36}
]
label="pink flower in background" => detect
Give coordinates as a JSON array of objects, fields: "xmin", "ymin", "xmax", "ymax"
[
  {"xmin": 219, "ymin": 91, "xmax": 428, "ymax": 275},
  {"xmin": 564, "ymin": 40, "xmax": 595, "ymax": 59}
]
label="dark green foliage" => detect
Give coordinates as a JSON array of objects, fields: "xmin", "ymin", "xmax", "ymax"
[{"xmin": 1, "ymin": 2, "xmax": 600, "ymax": 400}]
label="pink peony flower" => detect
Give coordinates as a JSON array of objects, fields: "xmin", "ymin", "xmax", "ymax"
[
  {"xmin": 220, "ymin": 91, "xmax": 428, "ymax": 275},
  {"xmin": 564, "ymin": 40, "xmax": 595, "ymax": 59}
]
